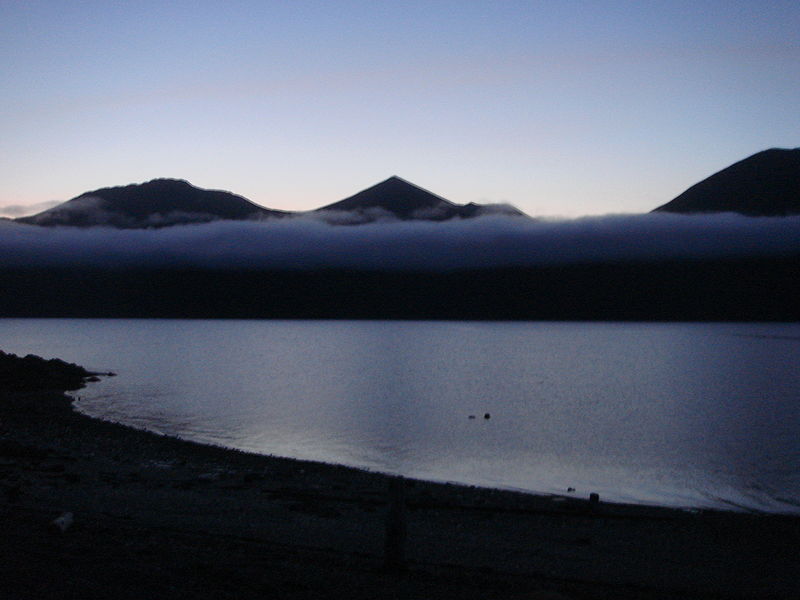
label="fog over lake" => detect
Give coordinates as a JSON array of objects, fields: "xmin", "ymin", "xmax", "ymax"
[
  {"xmin": 3, "ymin": 319, "xmax": 799, "ymax": 513},
  {"xmin": 3, "ymin": 213, "xmax": 800, "ymax": 270}
]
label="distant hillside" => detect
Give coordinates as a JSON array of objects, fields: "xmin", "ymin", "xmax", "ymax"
[
  {"xmin": 16, "ymin": 179, "xmax": 286, "ymax": 228},
  {"xmin": 653, "ymin": 148, "xmax": 800, "ymax": 216},
  {"xmin": 314, "ymin": 176, "xmax": 525, "ymax": 224}
]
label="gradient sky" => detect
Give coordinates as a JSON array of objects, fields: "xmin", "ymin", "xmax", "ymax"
[{"xmin": 1, "ymin": 0, "xmax": 798, "ymax": 218}]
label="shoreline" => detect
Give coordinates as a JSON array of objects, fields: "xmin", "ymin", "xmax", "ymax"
[
  {"xmin": 3, "ymin": 384, "xmax": 800, "ymax": 598},
  {"xmin": 73, "ymin": 397, "xmax": 789, "ymax": 517},
  {"xmin": 73, "ymin": 384, "xmax": 798, "ymax": 518}
]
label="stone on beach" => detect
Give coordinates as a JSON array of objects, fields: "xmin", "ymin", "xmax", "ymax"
[{"xmin": 50, "ymin": 512, "xmax": 74, "ymax": 534}]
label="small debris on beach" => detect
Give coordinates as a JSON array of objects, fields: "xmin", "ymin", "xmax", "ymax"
[
  {"xmin": 50, "ymin": 511, "xmax": 74, "ymax": 534},
  {"xmin": 147, "ymin": 460, "xmax": 176, "ymax": 470}
]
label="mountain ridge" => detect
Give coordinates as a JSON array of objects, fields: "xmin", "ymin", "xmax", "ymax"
[
  {"xmin": 15, "ymin": 176, "xmax": 527, "ymax": 228},
  {"xmin": 12, "ymin": 147, "xmax": 800, "ymax": 227}
]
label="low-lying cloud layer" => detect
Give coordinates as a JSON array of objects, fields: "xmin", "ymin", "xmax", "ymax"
[
  {"xmin": 0, "ymin": 200, "xmax": 61, "ymax": 218},
  {"xmin": 2, "ymin": 213, "xmax": 800, "ymax": 271}
]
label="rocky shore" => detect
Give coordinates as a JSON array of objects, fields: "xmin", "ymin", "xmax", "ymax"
[{"xmin": 2, "ymin": 352, "xmax": 799, "ymax": 599}]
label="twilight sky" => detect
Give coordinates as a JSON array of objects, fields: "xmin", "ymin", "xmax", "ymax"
[{"xmin": 1, "ymin": 0, "xmax": 798, "ymax": 218}]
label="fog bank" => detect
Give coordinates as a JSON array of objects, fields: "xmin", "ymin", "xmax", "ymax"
[{"xmin": 2, "ymin": 213, "xmax": 800, "ymax": 271}]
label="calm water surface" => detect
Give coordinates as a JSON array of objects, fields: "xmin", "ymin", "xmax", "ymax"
[{"xmin": 2, "ymin": 319, "xmax": 799, "ymax": 513}]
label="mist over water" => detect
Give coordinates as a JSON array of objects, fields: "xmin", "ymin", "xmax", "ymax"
[
  {"xmin": 3, "ymin": 319, "xmax": 799, "ymax": 513},
  {"xmin": 2, "ymin": 213, "xmax": 800, "ymax": 270}
]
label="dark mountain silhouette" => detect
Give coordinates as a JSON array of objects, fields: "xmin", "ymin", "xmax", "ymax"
[
  {"xmin": 314, "ymin": 176, "xmax": 525, "ymax": 224},
  {"xmin": 16, "ymin": 179, "xmax": 286, "ymax": 228},
  {"xmin": 653, "ymin": 148, "xmax": 800, "ymax": 216},
  {"xmin": 15, "ymin": 176, "xmax": 527, "ymax": 228}
]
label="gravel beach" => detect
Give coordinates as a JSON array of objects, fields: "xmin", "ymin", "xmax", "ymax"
[{"xmin": 1, "ymin": 359, "xmax": 799, "ymax": 599}]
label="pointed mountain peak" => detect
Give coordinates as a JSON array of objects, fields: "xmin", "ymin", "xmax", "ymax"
[
  {"xmin": 313, "ymin": 176, "xmax": 528, "ymax": 224},
  {"xmin": 316, "ymin": 176, "xmax": 455, "ymax": 219},
  {"xmin": 381, "ymin": 175, "xmax": 421, "ymax": 187}
]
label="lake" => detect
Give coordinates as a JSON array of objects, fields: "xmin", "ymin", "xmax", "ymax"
[{"xmin": 2, "ymin": 319, "xmax": 799, "ymax": 513}]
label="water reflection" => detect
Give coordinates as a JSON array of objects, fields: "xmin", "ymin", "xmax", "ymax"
[{"xmin": 2, "ymin": 319, "xmax": 799, "ymax": 512}]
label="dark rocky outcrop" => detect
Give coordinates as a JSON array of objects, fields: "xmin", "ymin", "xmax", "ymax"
[
  {"xmin": 0, "ymin": 350, "xmax": 100, "ymax": 392},
  {"xmin": 653, "ymin": 148, "xmax": 800, "ymax": 216}
]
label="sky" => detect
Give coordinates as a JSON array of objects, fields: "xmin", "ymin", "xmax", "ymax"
[{"xmin": 1, "ymin": 0, "xmax": 798, "ymax": 218}]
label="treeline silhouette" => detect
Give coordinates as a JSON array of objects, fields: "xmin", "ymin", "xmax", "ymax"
[{"xmin": 1, "ymin": 256, "xmax": 797, "ymax": 321}]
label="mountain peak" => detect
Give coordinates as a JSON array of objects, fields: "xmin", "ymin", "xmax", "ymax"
[
  {"xmin": 314, "ymin": 176, "xmax": 526, "ymax": 223},
  {"xmin": 315, "ymin": 176, "xmax": 458, "ymax": 221},
  {"xmin": 653, "ymin": 148, "xmax": 800, "ymax": 216},
  {"xmin": 17, "ymin": 178, "xmax": 283, "ymax": 228},
  {"xmin": 137, "ymin": 178, "xmax": 194, "ymax": 189}
]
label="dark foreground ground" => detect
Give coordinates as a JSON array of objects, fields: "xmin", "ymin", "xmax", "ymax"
[{"xmin": 2, "ymin": 384, "xmax": 799, "ymax": 599}]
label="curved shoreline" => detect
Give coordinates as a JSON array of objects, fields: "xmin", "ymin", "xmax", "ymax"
[
  {"xmin": 73, "ymin": 386, "xmax": 799, "ymax": 517},
  {"xmin": 72, "ymin": 397, "xmax": 785, "ymax": 516},
  {"xmin": 3, "ymin": 382, "xmax": 800, "ymax": 599}
]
